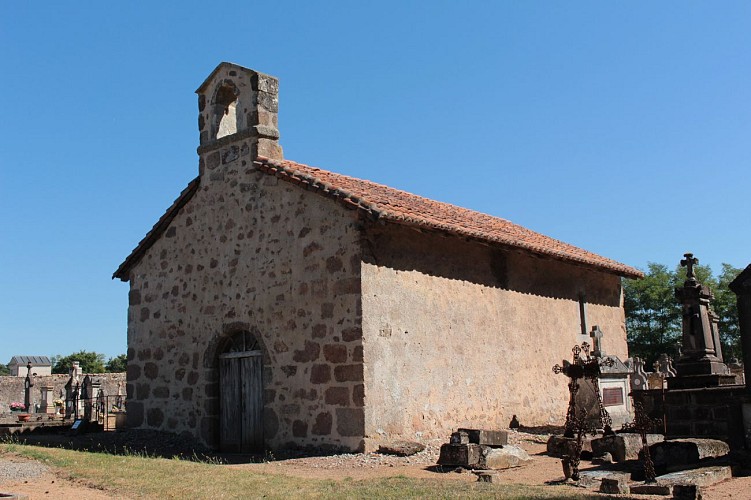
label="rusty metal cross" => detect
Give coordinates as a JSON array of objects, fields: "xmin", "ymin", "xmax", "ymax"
[{"xmin": 553, "ymin": 342, "xmax": 616, "ymax": 482}]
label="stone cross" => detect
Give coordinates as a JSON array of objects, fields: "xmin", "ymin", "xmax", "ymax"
[
  {"xmin": 681, "ymin": 253, "xmax": 699, "ymax": 281},
  {"xmin": 23, "ymin": 362, "xmax": 34, "ymax": 412},
  {"xmin": 590, "ymin": 325, "xmax": 604, "ymax": 357}
]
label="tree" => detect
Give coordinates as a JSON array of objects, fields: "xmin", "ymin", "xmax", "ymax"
[
  {"xmin": 105, "ymin": 354, "xmax": 128, "ymax": 372},
  {"xmin": 0, "ymin": 363, "xmax": 9, "ymax": 376},
  {"xmin": 624, "ymin": 263, "xmax": 682, "ymax": 365},
  {"xmin": 714, "ymin": 264, "xmax": 743, "ymax": 360},
  {"xmin": 51, "ymin": 351, "xmax": 106, "ymax": 374},
  {"xmin": 624, "ymin": 262, "xmax": 741, "ymax": 366}
]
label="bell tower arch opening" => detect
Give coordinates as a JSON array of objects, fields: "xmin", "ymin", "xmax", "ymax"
[{"xmin": 212, "ymin": 81, "xmax": 239, "ymax": 140}]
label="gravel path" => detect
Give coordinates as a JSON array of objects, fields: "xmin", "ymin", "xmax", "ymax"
[{"xmin": 0, "ymin": 458, "xmax": 49, "ymax": 484}]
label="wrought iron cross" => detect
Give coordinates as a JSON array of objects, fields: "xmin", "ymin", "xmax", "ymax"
[
  {"xmin": 622, "ymin": 399, "xmax": 662, "ymax": 483},
  {"xmin": 681, "ymin": 253, "xmax": 699, "ymax": 281},
  {"xmin": 553, "ymin": 342, "xmax": 615, "ymax": 438},
  {"xmin": 552, "ymin": 342, "xmax": 615, "ymax": 482}
]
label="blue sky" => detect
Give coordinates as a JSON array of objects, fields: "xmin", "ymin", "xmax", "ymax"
[{"xmin": 2, "ymin": 2, "xmax": 750, "ymax": 364}]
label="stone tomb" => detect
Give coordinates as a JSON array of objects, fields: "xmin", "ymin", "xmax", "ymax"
[{"xmin": 437, "ymin": 429, "xmax": 531, "ymax": 470}]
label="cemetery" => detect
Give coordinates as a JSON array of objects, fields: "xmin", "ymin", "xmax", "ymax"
[
  {"xmin": 1, "ymin": 61, "xmax": 751, "ymax": 500},
  {"xmin": 4, "ymin": 254, "xmax": 751, "ymax": 499}
]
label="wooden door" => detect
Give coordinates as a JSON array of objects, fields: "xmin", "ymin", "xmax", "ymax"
[{"xmin": 219, "ymin": 351, "xmax": 263, "ymax": 452}]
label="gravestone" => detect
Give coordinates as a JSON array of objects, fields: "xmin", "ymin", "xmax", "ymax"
[
  {"xmin": 655, "ymin": 354, "xmax": 677, "ymax": 378},
  {"xmin": 39, "ymin": 385, "xmax": 55, "ymax": 414},
  {"xmin": 81, "ymin": 375, "xmax": 92, "ymax": 421},
  {"xmin": 628, "ymin": 357, "xmax": 649, "ymax": 391},
  {"xmin": 65, "ymin": 361, "xmax": 83, "ymax": 419},
  {"xmin": 23, "ymin": 362, "xmax": 34, "ymax": 412},
  {"xmin": 668, "ymin": 254, "xmax": 735, "ymax": 389}
]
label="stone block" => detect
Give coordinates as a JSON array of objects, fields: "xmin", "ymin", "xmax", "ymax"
[
  {"xmin": 475, "ymin": 471, "xmax": 499, "ymax": 483},
  {"xmin": 658, "ymin": 466, "xmax": 731, "ymax": 487},
  {"xmin": 672, "ymin": 484, "xmax": 703, "ymax": 500},
  {"xmin": 481, "ymin": 445, "xmax": 532, "ymax": 469},
  {"xmin": 630, "ymin": 483, "xmax": 672, "ymax": 495},
  {"xmin": 450, "ymin": 431, "xmax": 469, "ymax": 444},
  {"xmin": 591, "ymin": 433, "xmax": 664, "ymax": 462},
  {"xmin": 438, "ymin": 443, "xmax": 482, "ymax": 468},
  {"xmin": 599, "ymin": 477, "xmax": 630, "ymax": 494},
  {"xmin": 458, "ymin": 428, "xmax": 509, "ymax": 447},
  {"xmin": 547, "ymin": 435, "xmax": 593, "ymax": 457},
  {"xmin": 651, "ymin": 439, "xmax": 729, "ymax": 468},
  {"xmin": 378, "ymin": 440, "xmax": 425, "ymax": 456}
]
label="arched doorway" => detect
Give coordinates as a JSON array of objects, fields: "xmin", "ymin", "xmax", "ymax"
[{"xmin": 219, "ymin": 330, "xmax": 263, "ymax": 452}]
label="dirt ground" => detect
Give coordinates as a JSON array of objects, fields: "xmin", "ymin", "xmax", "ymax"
[{"xmin": 1, "ymin": 431, "xmax": 751, "ymax": 499}]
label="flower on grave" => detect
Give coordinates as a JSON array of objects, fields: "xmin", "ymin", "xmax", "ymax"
[
  {"xmin": 53, "ymin": 399, "xmax": 64, "ymax": 406},
  {"xmin": 10, "ymin": 401, "xmax": 26, "ymax": 411}
]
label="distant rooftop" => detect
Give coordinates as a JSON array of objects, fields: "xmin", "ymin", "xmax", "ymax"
[{"xmin": 8, "ymin": 355, "xmax": 52, "ymax": 366}]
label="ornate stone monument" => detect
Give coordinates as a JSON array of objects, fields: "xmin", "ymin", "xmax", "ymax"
[{"xmin": 668, "ymin": 253, "xmax": 735, "ymax": 389}]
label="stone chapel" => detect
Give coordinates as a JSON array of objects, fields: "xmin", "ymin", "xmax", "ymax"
[{"xmin": 114, "ymin": 62, "xmax": 642, "ymax": 453}]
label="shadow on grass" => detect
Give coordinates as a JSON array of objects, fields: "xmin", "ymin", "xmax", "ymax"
[{"xmin": 1, "ymin": 426, "xmax": 382, "ymax": 465}]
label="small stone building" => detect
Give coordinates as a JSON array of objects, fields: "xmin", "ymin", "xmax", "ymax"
[
  {"xmin": 114, "ymin": 62, "xmax": 642, "ymax": 453},
  {"xmin": 8, "ymin": 356, "xmax": 52, "ymax": 377}
]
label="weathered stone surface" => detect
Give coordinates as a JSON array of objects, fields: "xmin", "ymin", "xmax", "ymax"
[
  {"xmin": 458, "ymin": 428, "xmax": 509, "ymax": 447},
  {"xmin": 599, "ymin": 477, "xmax": 630, "ymax": 494},
  {"xmin": 481, "ymin": 445, "xmax": 532, "ymax": 469},
  {"xmin": 651, "ymin": 439, "xmax": 729, "ymax": 468},
  {"xmin": 591, "ymin": 451, "xmax": 613, "ymax": 464},
  {"xmin": 630, "ymin": 483, "xmax": 672, "ymax": 495},
  {"xmin": 577, "ymin": 470, "xmax": 627, "ymax": 488},
  {"xmin": 450, "ymin": 430, "xmax": 470, "ymax": 445},
  {"xmin": 377, "ymin": 440, "xmax": 425, "ymax": 456},
  {"xmin": 547, "ymin": 435, "xmax": 593, "ymax": 457},
  {"xmin": 336, "ymin": 408, "xmax": 364, "ymax": 437},
  {"xmin": 591, "ymin": 433, "xmax": 664, "ymax": 462},
  {"xmin": 658, "ymin": 466, "xmax": 731, "ymax": 487},
  {"xmin": 312, "ymin": 411, "xmax": 333, "ymax": 435},
  {"xmin": 475, "ymin": 471, "xmax": 499, "ymax": 483},
  {"xmin": 438, "ymin": 443, "xmax": 482, "ymax": 468}
]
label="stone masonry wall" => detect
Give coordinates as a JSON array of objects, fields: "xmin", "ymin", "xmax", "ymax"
[
  {"xmin": 0, "ymin": 373, "xmax": 125, "ymax": 413},
  {"xmin": 360, "ymin": 223, "xmax": 627, "ymax": 447},
  {"xmin": 125, "ymin": 146, "xmax": 364, "ymax": 451}
]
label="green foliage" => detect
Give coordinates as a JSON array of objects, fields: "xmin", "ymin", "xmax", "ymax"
[
  {"xmin": 624, "ymin": 262, "xmax": 742, "ymax": 366},
  {"xmin": 0, "ymin": 363, "xmax": 9, "ymax": 376},
  {"xmin": 51, "ymin": 351, "xmax": 106, "ymax": 374},
  {"xmin": 105, "ymin": 354, "xmax": 128, "ymax": 373}
]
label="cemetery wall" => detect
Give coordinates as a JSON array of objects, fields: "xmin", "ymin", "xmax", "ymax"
[
  {"xmin": 0, "ymin": 373, "xmax": 125, "ymax": 413},
  {"xmin": 361, "ymin": 223, "xmax": 628, "ymax": 447},
  {"xmin": 125, "ymin": 153, "xmax": 364, "ymax": 451}
]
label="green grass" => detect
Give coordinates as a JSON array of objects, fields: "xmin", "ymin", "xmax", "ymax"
[{"xmin": 1, "ymin": 443, "xmax": 603, "ymax": 499}]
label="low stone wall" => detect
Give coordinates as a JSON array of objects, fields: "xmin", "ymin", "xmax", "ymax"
[
  {"xmin": 0, "ymin": 373, "xmax": 125, "ymax": 413},
  {"xmin": 639, "ymin": 385, "xmax": 747, "ymax": 449}
]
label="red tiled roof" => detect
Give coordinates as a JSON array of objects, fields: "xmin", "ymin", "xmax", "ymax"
[
  {"xmin": 255, "ymin": 156, "xmax": 643, "ymax": 279},
  {"xmin": 114, "ymin": 156, "xmax": 642, "ymax": 280}
]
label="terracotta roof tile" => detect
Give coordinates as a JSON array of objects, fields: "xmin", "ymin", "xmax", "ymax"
[
  {"xmin": 255, "ymin": 156, "xmax": 642, "ymax": 278},
  {"xmin": 114, "ymin": 156, "xmax": 642, "ymax": 280}
]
